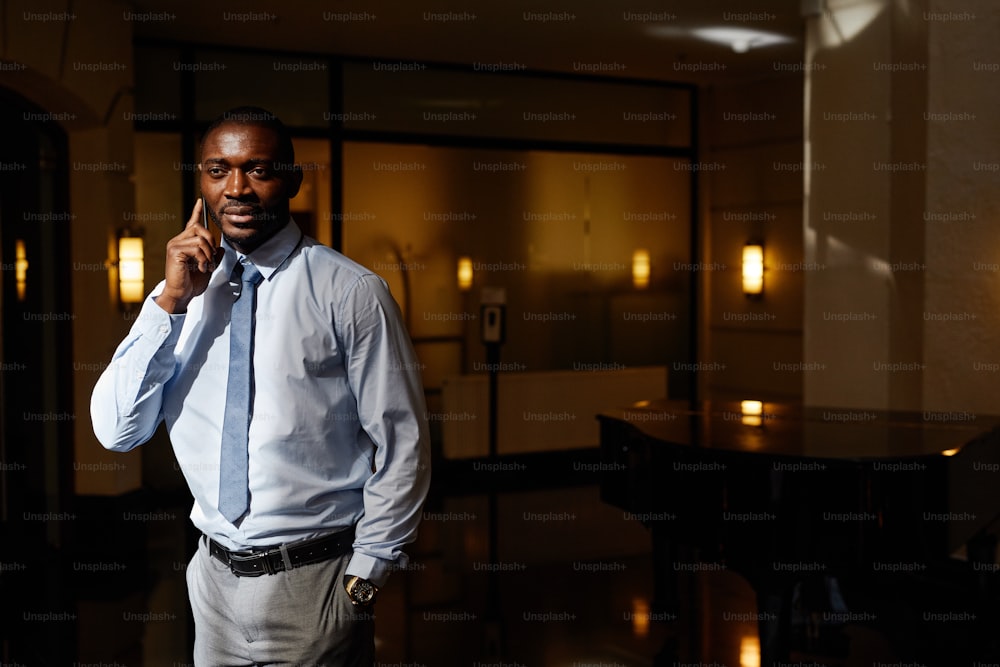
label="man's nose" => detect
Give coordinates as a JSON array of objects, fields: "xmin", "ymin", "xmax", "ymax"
[{"xmin": 225, "ymin": 169, "xmax": 252, "ymax": 197}]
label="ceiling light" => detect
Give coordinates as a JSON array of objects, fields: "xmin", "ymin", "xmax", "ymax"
[{"xmin": 691, "ymin": 27, "xmax": 794, "ymax": 53}]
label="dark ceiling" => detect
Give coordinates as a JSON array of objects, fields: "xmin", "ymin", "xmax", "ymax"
[{"xmin": 130, "ymin": 0, "xmax": 807, "ymax": 84}]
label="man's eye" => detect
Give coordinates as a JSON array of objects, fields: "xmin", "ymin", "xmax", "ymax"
[
  {"xmin": 207, "ymin": 167, "xmax": 226, "ymax": 177},
  {"xmin": 249, "ymin": 168, "xmax": 269, "ymax": 177}
]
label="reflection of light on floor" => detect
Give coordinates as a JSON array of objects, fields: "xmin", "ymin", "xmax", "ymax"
[
  {"xmin": 740, "ymin": 634, "xmax": 761, "ymax": 667},
  {"xmin": 631, "ymin": 597, "xmax": 650, "ymax": 638}
]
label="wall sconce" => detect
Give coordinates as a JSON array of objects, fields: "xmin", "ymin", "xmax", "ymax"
[
  {"xmin": 457, "ymin": 256, "xmax": 473, "ymax": 292},
  {"xmin": 742, "ymin": 242, "xmax": 764, "ymax": 298},
  {"xmin": 117, "ymin": 231, "xmax": 145, "ymax": 307},
  {"xmin": 739, "ymin": 633, "xmax": 761, "ymax": 667},
  {"xmin": 632, "ymin": 249, "xmax": 650, "ymax": 289},
  {"xmin": 629, "ymin": 597, "xmax": 650, "ymax": 639},
  {"xmin": 15, "ymin": 239, "xmax": 28, "ymax": 302},
  {"xmin": 740, "ymin": 399, "xmax": 764, "ymax": 427}
]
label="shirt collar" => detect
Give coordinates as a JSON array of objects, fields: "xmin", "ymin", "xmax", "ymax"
[{"xmin": 219, "ymin": 218, "xmax": 303, "ymax": 281}]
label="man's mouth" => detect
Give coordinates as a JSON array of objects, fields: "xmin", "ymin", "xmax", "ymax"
[{"xmin": 222, "ymin": 206, "xmax": 260, "ymax": 225}]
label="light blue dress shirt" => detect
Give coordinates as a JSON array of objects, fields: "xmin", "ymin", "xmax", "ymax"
[{"xmin": 91, "ymin": 220, "xmax": 431, "ymax": 586}]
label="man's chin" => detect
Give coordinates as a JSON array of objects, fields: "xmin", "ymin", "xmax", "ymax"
[{"xmin": 222, "ymin": 220, "xmax": 285, "ymax": 253}]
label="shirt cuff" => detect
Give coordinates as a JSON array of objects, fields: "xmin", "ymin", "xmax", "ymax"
[
  {"xmin": 345, "ymin": 550, "xmax": 398, "ymax": 588},
  {"xmin": 137, "ymin": 293, "xmax": 185, "ymax": 345}
]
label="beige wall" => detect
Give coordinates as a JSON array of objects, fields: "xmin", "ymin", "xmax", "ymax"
[
  {"xmin": 922, "ymin": 0, "xmax": 1000, "ymax": 413},
  {"xmin": 703, "ymin": 72, "xmax": 805, "ymax": 401},
  {"xmin": 804, "ymin": 0, "xmax": 1000, "ymax": 413},
  {"xmin": 804, "ymin": 0, "xmax": 898, "ymax": 409}
]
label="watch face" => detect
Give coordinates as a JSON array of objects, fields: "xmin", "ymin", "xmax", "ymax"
[
  {"xmin": 353, "ymin": 580, "xmax": 375, "ymax": 604},
  {"xmin": 347, "ymin": 577, "xmax": 377, "ymax": 605}
]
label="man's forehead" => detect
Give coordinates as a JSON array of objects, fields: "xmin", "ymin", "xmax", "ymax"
[{"xmin": 201, "ymin": 123, "xmax": 282, "ymax": 154}]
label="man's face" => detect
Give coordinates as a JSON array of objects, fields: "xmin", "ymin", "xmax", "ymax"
[{"xmin": 199, "ymin": 123, "xmax": 301, "ymax": 254}]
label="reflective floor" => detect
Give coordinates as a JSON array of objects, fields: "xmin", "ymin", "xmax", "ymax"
[{"xmin": 3, "ymin": 453, "xmax": 1000, "ymax": 666}]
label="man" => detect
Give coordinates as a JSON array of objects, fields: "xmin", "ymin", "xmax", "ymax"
[{"xmin": 91, "ymin": 106, "xmax": 430, "ymax": 666}]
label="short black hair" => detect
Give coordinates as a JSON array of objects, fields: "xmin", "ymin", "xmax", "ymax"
[{"xmin": 202, "ymin": 106, "xmax": 296, "ymax": 166}]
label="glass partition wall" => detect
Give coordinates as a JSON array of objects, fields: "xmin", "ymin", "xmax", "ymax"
[
  {"xmin": 343, "ymin": 143, "xmax": 692, "ymax": 385},
  {"xmin": 132, "ymin": 43, "xmax": 697, "ymax": 399}
]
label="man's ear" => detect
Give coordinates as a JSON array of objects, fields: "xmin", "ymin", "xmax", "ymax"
[{"xmin": 286, "ymin": 164, "xmax": 304, "ymax": 199}]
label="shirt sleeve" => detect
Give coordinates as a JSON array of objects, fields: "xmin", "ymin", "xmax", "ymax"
[
  {"xmin": 339, "ymin": 274, "xmax": 431, "ymax": 587},
  {"xmin": 90, "ymin": 291, "xmax": 186, "ymax": 452}
]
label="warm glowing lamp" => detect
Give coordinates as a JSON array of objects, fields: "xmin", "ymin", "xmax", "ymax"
[
  {"xmin": 740, "ymin": 633, "xmax": 761, "ymax": 667},
  {"xmin": 632, "ymin": 249, "xmax": 650, "ymax": 289},
  {"xmin": 457, "ymin": 256, "xmax": 473, "ymax": 291},
  {"xmin": 630, "ymin": 597, "xmax": 650, "ymax": 638},
  {"xmin": 118, "ymin": 234, "xmax": 145, "ymax": 306},
  {"xmin": 741, "ymin": 400, "xmax": 764, "ymax": 427},
  {"xmin": 742, "ymin": 243, "xmax": 764, "ymax": 297},
  {"xmin": 15, "ymin": 239, "xmax": 27, "ymax": 301}
]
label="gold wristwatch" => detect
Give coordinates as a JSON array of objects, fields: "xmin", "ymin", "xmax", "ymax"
[{"xmin": 344, "ymin": 575, "xmax": 378, "ymax": 606}]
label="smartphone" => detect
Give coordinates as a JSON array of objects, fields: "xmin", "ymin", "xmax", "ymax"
[{"xmin": 201, "ymin": 196, "xmax": 209, "ymax": 229}]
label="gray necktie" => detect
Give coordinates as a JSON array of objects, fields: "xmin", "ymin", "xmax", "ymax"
[{"xmin": 218, "ymin": 259, "xmax": 263, "ymax": 523}]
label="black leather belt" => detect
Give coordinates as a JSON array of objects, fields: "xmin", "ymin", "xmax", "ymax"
[{"xmin": 208, "ymin": 528, "xmax": 354, "ymax": 577}]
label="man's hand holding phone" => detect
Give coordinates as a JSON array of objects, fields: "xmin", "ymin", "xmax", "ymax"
[{"xmin": 154, "ymin": 198, "xmax": 225, "ymax": 314}]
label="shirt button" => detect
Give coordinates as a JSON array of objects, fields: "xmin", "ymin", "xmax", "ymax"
[{"xmin": 159, "ymin": 325, "xmax": 169, "ymax": 334}]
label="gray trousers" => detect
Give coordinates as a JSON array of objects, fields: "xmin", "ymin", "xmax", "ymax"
[{"xmin": 187, "ymin": 536, "xmax": 375, "ymax": 666}]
